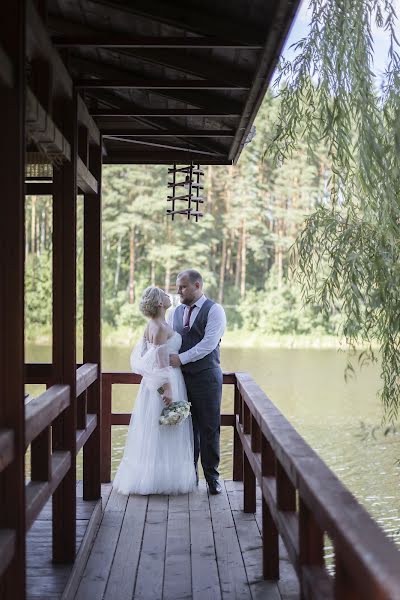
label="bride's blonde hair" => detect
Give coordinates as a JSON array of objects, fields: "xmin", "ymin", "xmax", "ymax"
[{"xmin": 139, "ymin": 286, "xmax": 164, "ymax": 318}]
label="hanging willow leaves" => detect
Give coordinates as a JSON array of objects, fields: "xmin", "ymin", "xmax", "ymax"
[{"xmin": 268, "ymin": 0, "xmax": 400, "ymax": 421}]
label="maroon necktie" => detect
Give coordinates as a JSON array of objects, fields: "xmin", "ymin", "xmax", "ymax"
[{"xmin": 184, "ymin": 305, "xmax": 196, "ymax": 329}]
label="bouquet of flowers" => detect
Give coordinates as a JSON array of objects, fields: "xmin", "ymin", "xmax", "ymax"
[{"xmin": 159, "ymin": 401, "xmax": 191, "ymax": 425}]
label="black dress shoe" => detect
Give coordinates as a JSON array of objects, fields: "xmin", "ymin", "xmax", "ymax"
[{"xmin": 207, "ymin": 479, "xmax": 222, "ymax": 495}]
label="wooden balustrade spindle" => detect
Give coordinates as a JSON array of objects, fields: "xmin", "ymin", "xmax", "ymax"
[
  {"xmin": 261, "ymin": 434, "xmax": 279, "ymax": 579},
  {"xmin": 101, "ymin": 375, "xmax": 112, "ymax": 483},
  {"xmin": 233, "ymin": 384, "xmax": 243, "ymax": 481}
]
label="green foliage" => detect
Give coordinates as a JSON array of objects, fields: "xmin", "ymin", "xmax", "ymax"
[{"xmin": 269, "ymin": 0, "xmax": 400, "ymax": 420}]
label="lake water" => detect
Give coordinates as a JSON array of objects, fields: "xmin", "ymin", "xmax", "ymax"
[{"xmin": 26, "ymin": 343, "xmax": 400, "ymax": 549}]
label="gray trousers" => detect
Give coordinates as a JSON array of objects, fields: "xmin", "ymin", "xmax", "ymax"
[{"xmin": 183, "ymin": 367, "xmax": 223, "ymax": 483}]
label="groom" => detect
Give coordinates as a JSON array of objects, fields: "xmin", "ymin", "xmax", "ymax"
[{"xmin": 168, "ymin": 269, "xmax": 226, "ymax": 495}]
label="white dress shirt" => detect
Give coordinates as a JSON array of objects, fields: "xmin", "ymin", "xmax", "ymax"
[{"xmin": 167, "ymin": 294, "xmax": 226, "ymax": 365}]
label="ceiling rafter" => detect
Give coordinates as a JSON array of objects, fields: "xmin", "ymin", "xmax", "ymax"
[
  {"xmin": 78, "ymin": 0, "xmax": 267, "ymax": 46},
  {"xmin": 52, "ymin": 35, "xmax": 263, "ymax": 49},
  {"xmin": 69, "ymin": 55, "xmax": 244, "ymax": 112},
  {"xmin": 48, "ymin": 16, "xmax": 253, "ymax": 88},
  {"xmin": 90, "ymin": 109, "xmax": 241, "ymax": 117},
  {"xmin": 75, "ymin": 79, "xmax": 250, "ymax": 90},
  {"xmin": 105, "ymin": 135, "xmax": 224, "ymax": 156},
  {"xmin": 88, "ymin": 89, "xmax": 228, "ymax": 157},
  {"xmin": 101, "ymin": 129, "xmax": 235, "ymax": 137}
]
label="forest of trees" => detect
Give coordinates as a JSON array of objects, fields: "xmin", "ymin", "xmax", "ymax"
[{"xmin": 25, "ymin": 92, "xmax": 340, "ymax": 344}]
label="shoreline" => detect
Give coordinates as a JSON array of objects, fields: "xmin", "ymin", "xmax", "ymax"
[{"xmin": 26, "ymin": 327, "xmax": 363, "ymax": 351}]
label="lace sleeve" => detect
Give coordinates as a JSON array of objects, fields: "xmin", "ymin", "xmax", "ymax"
[{"xmin": 130, "ymin": 338, "xmax": 173, "ymax": 393}]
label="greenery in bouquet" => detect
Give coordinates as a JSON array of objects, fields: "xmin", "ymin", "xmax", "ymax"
[{"xmin": 159, "ymin": 401, "xmax": 191, "ymax": 426}]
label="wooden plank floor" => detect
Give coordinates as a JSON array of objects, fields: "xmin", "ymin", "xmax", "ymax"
[
  {"xmin": 26, "ymin": 481, "xmax": 113, "ymax": 600},
  {"xmin": 73, "ymin": 480, "xmax": 300, "ymax": 600}
]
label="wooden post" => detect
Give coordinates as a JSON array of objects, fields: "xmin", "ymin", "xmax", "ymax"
[
  {"xmin": 0, "ymin": 1, "xmax": 26, "ymax": 596},
  {"xmin": 299, "ymin": 498, "xmax": 324, "ymax": 595},
  {"xmin": 83, "ymin": 139, "xmax": 102, "ymax": 500},
  {"xmin": 101, "ymin": 374, "xmax": 112, "ymax": 483},
  {"xmin": 52, "ymin": 91, "xmax": 78, "ymax": 563},
  {"xmin": 243, "ymin": 451, "xmax": 256, "ymax": 513},
  {"xmin": 232, "ymin": 383, "xmax": 243, "ymax": 481},
  {"xmin": 261, "ymin": 436, "xmax": 279, "ymax": 579}
]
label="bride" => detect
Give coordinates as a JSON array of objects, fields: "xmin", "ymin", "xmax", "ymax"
[{"xmin": 113, "ymin": 286, "xmax": 197, "ymax": 495}]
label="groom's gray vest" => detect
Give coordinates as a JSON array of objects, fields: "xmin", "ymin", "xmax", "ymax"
[{"xmin": 173, "ymin": 299, "xmax": 220, "ymax": 374}]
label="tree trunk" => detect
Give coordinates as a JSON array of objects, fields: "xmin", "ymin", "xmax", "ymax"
[
  {"xmin": 218, "ymin": 235, "xmax": 227, "ymax": 304},
  {"xmin": 36, "ymin": 209, "xmax": 40, "ymax": 256},
  {"xmin": 129, "ymin": 227, "xmax": 135, "ymax": 304},
  {"xmin": 234, "ymin": 227, "xmax": 242, "ymax": 289},
  {"xmin": 114, "ymin": 234, "xmax": 122, "ymax": 291},
  {"xmin": 240, "ymin": 221, "xmax": 246, "ymax": 298},
  {"xmin": 40, "ymin": 208, "xmax": 45, "ymax": 254},
  {"xmin": 277, "ymin": 222, "xmax": 283, "ymax": 289},
  {"xmin": 165, "ymin": 260, "xmax": 171, "ymax": 294},
  {"xmin": 31, "ymin": 195, "xmax": 36, "ymax": 254},
  {"xmin": 226, "ymin": 243, "xmax": 232, "ymax": 278}
]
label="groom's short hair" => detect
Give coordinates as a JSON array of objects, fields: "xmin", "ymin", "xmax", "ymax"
[{"xmin": 178, "ymin": 269, "xmax": 203, "ymax": 287}]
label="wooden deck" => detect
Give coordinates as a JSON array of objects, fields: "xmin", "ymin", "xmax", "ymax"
[{"xmin": 27, "ymin": 480, "xmax": 299, "ymax": 600}]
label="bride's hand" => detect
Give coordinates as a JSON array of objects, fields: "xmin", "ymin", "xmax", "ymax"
[{"xmin": 162, "ymin": 394, "xmax": 173, "ymax": 407}]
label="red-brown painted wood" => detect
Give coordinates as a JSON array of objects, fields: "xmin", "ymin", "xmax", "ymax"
[
  {"xmin": 0, "ymin": 2, "xmax": 26, "ymax": 596},
  {"xmin": 83, "ymin": 140, "xmax": 102, "ymax": 500},
  {"xmin": 52, "ymin": 91, "xmax": 78, "ymax": 563}
]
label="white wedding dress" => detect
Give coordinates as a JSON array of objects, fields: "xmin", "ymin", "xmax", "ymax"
[{"xmin": 113, "ymin": 331, "xmax": 197, "ymax": 495}]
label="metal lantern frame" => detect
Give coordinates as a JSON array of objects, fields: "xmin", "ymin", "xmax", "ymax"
[{"xmin": 167, "ymin": 162, "xmax": 205, "ymax": 221}]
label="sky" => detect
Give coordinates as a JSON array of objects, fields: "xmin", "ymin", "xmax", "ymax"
[{"xmin": 280, "ymin": 0, "xmax": 400, "ymax": 78}]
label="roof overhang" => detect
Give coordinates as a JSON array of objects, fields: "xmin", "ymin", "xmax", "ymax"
[{"xmin": 46, "ymin": 0, "xmax": 301, "ymax": 165}]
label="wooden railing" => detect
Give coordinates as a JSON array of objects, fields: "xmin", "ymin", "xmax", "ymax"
[
  {"xmin": 235, "ymin": 372, "xmax": 400, "ymax": 600},
  {"xmin": 23, "ymin": 363, "xmax": 100, "ymax": 533},
  {"xmin": 101, "ymin": 372, "xmax": 237, "ymax": 483},
  {"xmin": 101, "ymin": 370, "xmax": 400, "ymax": 600}
]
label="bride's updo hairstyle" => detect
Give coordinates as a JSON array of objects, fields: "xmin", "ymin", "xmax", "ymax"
[{"xmin": 139, "ymin": 286, "xmax": 164, "ymax": 318}]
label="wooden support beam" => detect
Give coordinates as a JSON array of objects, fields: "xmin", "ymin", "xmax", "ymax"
[
  {"xmin": 77, "ymin": 95, "xmax": 101, "ymax": 147},
  {"xmin": 26, "ymin": 88, "xmax": 71, "ymax": 162},
  {"xmin": 85, "ymin": 0, "xmax": 266, "ymax": 46},
  {"xmin": 102, "ymin": 129, "xmax": 235, "ymax": 137},
  {"xmin": 105, "ymin": 135, "xmax": 224, "ymax": 156},
  {"xmin": 25, "ymin": 183, "xmax": 53, "ymax": 196},
  {"xmin": 0, "ymin": 1, "xmax": 26, "ymax": 597},
  {"xmin": 76, "ymin": 79, "xmax": 249, "ymax": 90},
  {"xmin": 51, "ymin": 91, "xmax": 78, "ymax": 563},
  {"xmin": 83, "ymin": 141, "xmax": 102, "ymax": 500},
  {"xmin": 25, "ymin": 385, "xmax": 70, "ymax": 447},
  {"xmin": 71, "ymin": 57, "xmax": 246, "ymax": 110},
  {"xmin": 0, "ymin": 531, "xmax": 16, "ymax": 578},
  {"xmin": 27, "ymin": 1, "xmax": 72, "ymax": 100},
  {"xmin": 0, "ymin": 430, "xmax": 14, "ymax": 473},
  {"xmin": 103, "ymin": 151, "xmax": 232, "ymax": 165},
  {"xmin": 53, "ymin": 35, "xmax": 263, "ymax": 49},
  {"xmin": 0, "ymin": 44, "xmax": 13, "ymax": 88},
  {"xmin": 92, "ymin": 109, "xmax": 241, "ymax": 117},
  {"xmin": 77, "ymin": 158, "xmax": 98, "ymax": 194},
  {"xmin": 48, "ymin": 17, "xmax": 253, "ymax": 88},
  {"xmin": 24, "ymin": 362, "xmax": 53, "ymax": 384}
]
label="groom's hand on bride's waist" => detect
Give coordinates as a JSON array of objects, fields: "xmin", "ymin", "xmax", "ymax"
[{"xmin": 170, "ymin": 354, "xmax": 182, "ymax": 368}]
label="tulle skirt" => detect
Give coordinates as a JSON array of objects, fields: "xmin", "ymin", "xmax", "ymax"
[{"xmin": 113, "ymin": 367, "xmax": 196, "ymax": 495}]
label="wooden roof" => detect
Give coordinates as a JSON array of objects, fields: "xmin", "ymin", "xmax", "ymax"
[{"xmin": 46, "ymin": 0, "xmax": 300, "ymax": 165}]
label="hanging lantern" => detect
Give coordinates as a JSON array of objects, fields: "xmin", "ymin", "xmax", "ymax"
[{"xmin": 167, "ymin": 162, "xmax": 205, "ymax": 221}]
